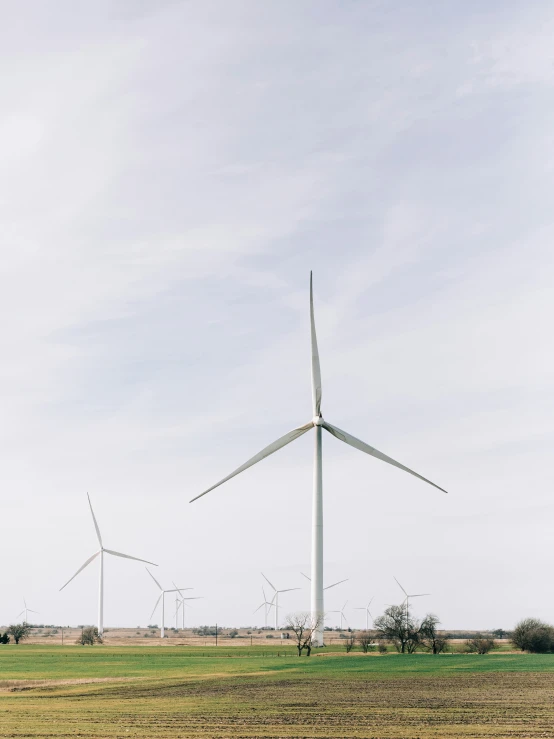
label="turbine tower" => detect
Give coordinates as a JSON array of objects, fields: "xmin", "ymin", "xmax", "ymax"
[
  {"xmin": 261, "ymin": 573, "xmax": 300, "ymax": 630},
  {"xmin": 60, "ymin": 494, "xmax": 157, "ymax": 635},
  {"xmin": 190, "ymin": 273, "xmax": 448, "ymax": 646},
  {"xmin": 354, "ymin": 596, "xmax": 375, "ymax": 630},
  {"xmin": 17, "ymin": 598, "xmax": 38, "ymax": 624},
  {"xmin": 146, "ymin": 569, "xmax": 193, "ymax": 639}
]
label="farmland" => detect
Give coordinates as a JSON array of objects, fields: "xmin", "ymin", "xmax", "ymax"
[{"xmin": 1, "ymin": 646, "xmax": 554, "ymax": 738}]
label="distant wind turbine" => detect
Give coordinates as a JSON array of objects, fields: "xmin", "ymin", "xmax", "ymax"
[
  {"xmin": 328, "ymin": 600, "xmax": 349, "ymax": 630},
  {"xmin": 18, "ymin": 598, "xmax": 38, "ymax": 624},
  {"xmin": 354, "ymin": 596, "xmax": 375, "ymax": 630},
  {"xmin": 393, "ymin": 576, "xmax": 430, "ymax": 634},
  {"xmin": 190, "ymin": 273, "xmax": 448, "ymax": 646},
  {"xmin": 261, "ymin": 573, "xmax": 300, "ymax": 630},
  {"xmin": 172, "ymin": 581, "xmax": 202, "ymax": 629},
  {"xmin": 253, "ymin": 586, "xmax": 274, "ymax": 629},
  {"xmin": 146, "ymin": 569, "xmax": 193, "ymax": 639},
  {"xmin": 60, "ymin": 494, "xmax": 157, "ymax": 635}
]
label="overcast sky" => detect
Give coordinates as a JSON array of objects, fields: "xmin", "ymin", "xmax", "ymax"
[{"xmin": 1, "ymin": 0, "xmax": 553, "ymax": 632}]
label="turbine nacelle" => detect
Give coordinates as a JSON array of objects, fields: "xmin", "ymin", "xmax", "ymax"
[{"xmin": 312, "ymin": 416, "xmax": 323, "ymax": 427}]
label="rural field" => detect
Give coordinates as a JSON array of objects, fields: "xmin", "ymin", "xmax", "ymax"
[{"xmin": 1, "ymin": 646, "xmax": 554, "ymax": 738}]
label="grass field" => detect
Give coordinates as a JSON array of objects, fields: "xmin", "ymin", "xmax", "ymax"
[{"xmin": 1, "ymin": 646, "xmax": 554, "ymax": 737}]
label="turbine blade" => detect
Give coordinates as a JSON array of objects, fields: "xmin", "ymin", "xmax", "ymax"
[
  {"xmin": 87, "ymin": 493, "xmax": 103, "ymax": 547},
  {"xmin": 17, "ymin": 611, "xmax": 24, "ymax": 618},
  {"xmin": 253, "ymin": 602, "xmax": 265, "ymax": 614},
  {"xmin": 146, "ymin": 567, "xmax": 163, "ymax": 591},
  {"xmin": 278, "ymin": 588, "xmax": 300, "ymax": 593},
  {"xmin": 300, "ymin": 572, "xmax": 311, "ymax": 582},
  {"xmin": 165, "ymin": 588, "xmax": 193, "ymax": 593},
  {"xmin": 105, "ymin": 549, "xmax": 157, "ymax": 566},
  {"xmin": 323, "ymin": 578, "xmax": 348, "ymax": 591},
  {"xmin": 28, "ymin": 609, "xmax": 39, "ymax": 614},
  {"xmin": 261, "ymin": 573, "xmax": 277, "ymax": 592},
  {"xmin": 310, "ymin": 271, "xmax": 322, "ymax": 416},
  {"xmin": 190, "ymin": 422, "xmax": 314, "ymax": 503},
  {"xmin": 59, "ymin": 551, "xmax": 100, "ymax": 591},
  {"xmin": 150, "ymin": 594, "xmax": 162, "ymax": 621},
  {"xmin": 323, "ymin": 422, "xmax": 448, "ymax": 494},
  {"xmin": 409, "ymin": 593, "xmax": 431, "ymax": 598},
  {"xmin": 393, "ymin": 576, "xmax": 408, "ymax": 597}
]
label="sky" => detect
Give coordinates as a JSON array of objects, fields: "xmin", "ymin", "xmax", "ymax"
[{"xmin": 1, "ymin": 0, "xmax": 554, "ymax": 632}]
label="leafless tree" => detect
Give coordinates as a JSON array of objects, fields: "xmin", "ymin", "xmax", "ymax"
[
  {"xmin": 420, "ymin": 614, "xmax": 448, "ymax": 654},
  {"xmin": 357, "ymin": 630, "xmax": 375, "ymax": 653},
  {"xmin": 344, "ymin": 633, "xmax": 355, "ymax": 652},
  {"xmin": 285, "ymin": 613, "xmax": 324, "ymax": 656},
  {"xmin": 465, "ymin": 635, "xmax": 496, "ymax": 654},
  {"xmin": 374, "ymin": 605, "xmax": 420, "ymax": 653}
]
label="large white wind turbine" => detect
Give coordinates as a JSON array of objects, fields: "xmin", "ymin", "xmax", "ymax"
[
  {"xmin": 190, "ymin": 273, "xmax": 448, "ymax": 646},
  {"xmin": 146, "ymin": 569, "xmax": 194, "ymax": 638},
  {"xmin": 17, "ymin": 598, "xmax": 38, "ymax": 624},
  {"xmin": 60, "ymin": 494, "xmax": 157, "ymax": 635},
  {"xmin": 253, "ymin": 586, "xmax": 274, "ymax": 629},
  {"xmin": 261, "ymin": 573, "xmax": 300, "ymax": 630},
  {"xmin": 354, "ymin": 596, "xmax": 375, "ymax": 630}
]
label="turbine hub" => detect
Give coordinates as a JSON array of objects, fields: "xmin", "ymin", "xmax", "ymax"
[{"xmin": 313, "ymin": 415, "xmax": 323, "ymax": 426}]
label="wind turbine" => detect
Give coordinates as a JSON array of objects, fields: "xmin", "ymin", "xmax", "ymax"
[
  {"xmin": 328, "ymin": 600, "xmax": 349, "ymax": 630},
  {"xmin": 355, "ymin": 596, "xmax": 375, "ymax": 630},
  {"xmin": 261, "ymin": 573, "xmax": 300, "ymax": 630},
  {"xmin": 17, "ymin": 598, "xmax": 38, "ymax": 624},
  {"xmin": 146, "ymin": 569, "xmax": 193, "ymax": 638},
  {"xmin": 393, "ymin": 576, "xmax": 430, "ymax": 635},
  {"xmin": 60, "ymin": 494, "xmax": 157, "ymax": 635},
  {"xmin": 253, "ymin": 586, "xmax": 274, "ymax": 629},
  {"xmin": 190, "ymin": 273, "xmax": 448, "ymax": 646},
  {"xmin": 173, "ymin": 582, "xmax": 202, "ymax": 630}
]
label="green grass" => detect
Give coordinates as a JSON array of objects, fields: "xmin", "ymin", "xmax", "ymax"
[{"xmin": 1, "ymin": 646, "xmax": 554, "ymax": 738}]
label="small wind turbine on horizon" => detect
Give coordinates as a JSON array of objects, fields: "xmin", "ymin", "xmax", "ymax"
[
  {"xmin": 354, "ymin": 596, "xmax": 375, "ymax": 630},
  {"xmin": 173, "ymin": 582, "xmax": 202, "ymax": 630},
  {"xmin": 393, "ymin": 576, "xmax": 430, "ymax": 634},
  {"xmin": 59, "ymin": 494, "xmax": 157, "ymax": 635},
  {"xmin": 253, "ymin": 586, "xmax": 274, "ymax": 629},
  {"xmin": 17, "ymin": 598, "xmax": 38, "ymax": 624},
  {"xmin": 190, "ymin": 273, "xmax": 448, "ymax": 647},
  {"xmin": 328, "ymin": 600, "xmax": 349, "ymax": 630},
  {"xmin": 261, "ymin": 573, "xmax": 300, "ymax": 630},
  {"xmin": 146, "ymin": 569, "xmax": 194, "ymax": 639}
]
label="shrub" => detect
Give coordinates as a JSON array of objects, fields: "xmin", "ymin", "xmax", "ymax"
[
  {"xmin": 0, "ymin": 632, "xmax": 10, "ymax": 644},
  {"xmin": 512, "ymin": 618, "xmax": 554, "ymax": 653},
  {"xmin": 76, "ymin": 627, "xmax": 103, "ymax": 645},
  {"xmin": 229, "ymin": 629, "xmax": 239, "ymax": 638},
  {"xmin": 465, "ymin": 636, "xmax": 496, "ymax": 654},
  {"xmin": 377, "ymin": 641, "xmax": 388, "ymax": 654}
]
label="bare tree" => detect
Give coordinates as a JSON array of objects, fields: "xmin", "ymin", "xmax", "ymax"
[
  {"xmin": 420, "ymin": 614, "xmax": 448, "ymax": 654},
  {"xmin": 8, "ymin": 623, "xmax": 31, "ymax": 645},
  {"xmin": 465, "ymin": 635, "xmax": 496, "ymax": 654},
  {"xmin": 512, "ymin": 618, "xmax": 554, "ymax": 653},
  {"xmin": 344, "ymin": 633, "xmax": 355, "ymax": 653},
  {"xmin": 286, "ymin": 613, "xmax": 324, "ymax": 656},
  {"xmin": 374, "ymin": 605, "xmax": 420, "ymax": 653},
  {"xmin": 357, "ymin": 630, "xmax": 375, "ymax": 653}
]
